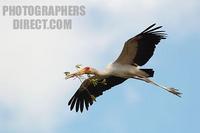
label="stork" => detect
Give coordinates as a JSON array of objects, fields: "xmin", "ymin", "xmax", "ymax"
[{"xmin": 65, "ymin": 23, "xmax": 182, "ymax": 112}]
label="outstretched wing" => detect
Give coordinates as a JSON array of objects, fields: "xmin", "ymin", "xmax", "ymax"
[
  {"xmin": 114, "ymin": 23, "xmax": 167, "ymax": 66},
  {"xmin": 68, "ymin": 76, "xmax": 127, "ymax": 112}
]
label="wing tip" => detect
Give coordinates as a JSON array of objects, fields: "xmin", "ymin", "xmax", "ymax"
[
  {"xmin": 142, "ymin": 23, "xmax": 156, "ymax": 33},
  {"xmin": 140, "ymin": 23, "xmax": 167, "ymax": 40},
  {"xmin": 142, "ymin": 23, "xmax": 165, "ymax": 34},
  {"xmin": 68, "ymin": 91, "xmax": 93, "ymax": 113}
]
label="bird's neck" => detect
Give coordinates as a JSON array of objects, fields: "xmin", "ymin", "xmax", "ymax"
[{"xmin": 93, "ymin": 69, "xmax": 109, "ymax": 77}]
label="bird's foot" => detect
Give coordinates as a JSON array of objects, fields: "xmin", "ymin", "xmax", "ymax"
[{"xmin": 167, "ymin": 88, "xmax": 182, "ymax": 97}]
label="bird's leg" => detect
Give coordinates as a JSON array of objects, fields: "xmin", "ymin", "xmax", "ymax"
[
  {"xmin": 135, "ymin": 77, "xmax": 182, "ymax": 97},
  {"xmin": 133, "ymin": 76, "xmax": 146, "ymax": 81}
]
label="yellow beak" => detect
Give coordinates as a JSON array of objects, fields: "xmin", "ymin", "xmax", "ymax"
[
  {"xmin": 78, "ymin": 69, "xmax": 86, "ymax": 75},
  {"xmin": 65, "ymin": 69, "xmax": 86, "ymax": 79}
]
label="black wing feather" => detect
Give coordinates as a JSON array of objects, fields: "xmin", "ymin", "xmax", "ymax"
[
  {"xmin": 141, "ymin": 23, "xmax": 156, "ymax": 33},
  {"xmin": 133, "ymin": 25, "xmax": 166, "ymax": 65},
  {"xmin": 68, "ymin": 76, "xmax": 127, "ymax": 112},
  {"xmin": 115, "ymin": 24, "xmax": 167, "ymax": 66}
]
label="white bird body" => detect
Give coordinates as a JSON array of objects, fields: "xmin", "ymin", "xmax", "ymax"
[{"xmin": 104, "ymin": 63, "xmax": 147, "ymax": 78}]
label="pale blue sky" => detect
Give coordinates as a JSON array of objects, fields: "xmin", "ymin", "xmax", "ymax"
[{"xmin": 0, "ymin": 0, "xmax": 200, "ymax": 133}]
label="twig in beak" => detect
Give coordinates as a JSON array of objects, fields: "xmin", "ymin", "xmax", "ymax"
[{"xmin": 65, "ymin": 72, "xmax": 77, "ymax": 79}]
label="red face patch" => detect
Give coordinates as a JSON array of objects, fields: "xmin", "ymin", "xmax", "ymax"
[{"xmin": 84, "ymin": 67, "xmax": 90, "ymax": 71}]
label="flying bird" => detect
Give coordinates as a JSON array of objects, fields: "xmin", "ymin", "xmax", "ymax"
[{"xmin": 66, "ymin": 23, "xmax": 182, "ymax": 112}]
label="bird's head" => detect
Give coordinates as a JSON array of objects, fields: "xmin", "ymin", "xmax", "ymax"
[
  {"xmin": 80, "ymin": 67, "xmax": 95, "ymax": 74},
  {"xmin": 65, "ymin": 67, "xmax": 96, "ymax": 79}
]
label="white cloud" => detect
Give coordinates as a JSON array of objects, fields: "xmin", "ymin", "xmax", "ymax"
[{"xmin": 0, "ymin": 1, "xmax": 126, "ymax": 132}]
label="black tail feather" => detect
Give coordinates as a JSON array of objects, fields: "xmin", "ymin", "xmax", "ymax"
[{"xmin": 140, "ymin": 69, "xmax": 154, "ymax": 77}]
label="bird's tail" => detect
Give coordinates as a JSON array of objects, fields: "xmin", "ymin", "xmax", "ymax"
[{"xmin": 140, "ymin": 69, "xmax": 154, "ymax": 77}]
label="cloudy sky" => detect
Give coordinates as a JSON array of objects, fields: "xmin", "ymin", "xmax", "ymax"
[{"xmin": 0, "ymin": 0, "xmax": 200, "ymax": 133}]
